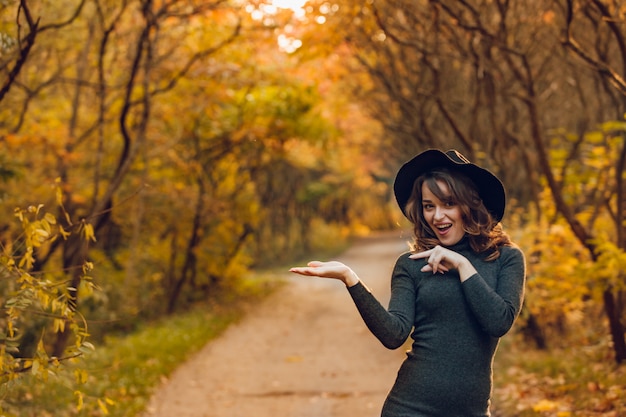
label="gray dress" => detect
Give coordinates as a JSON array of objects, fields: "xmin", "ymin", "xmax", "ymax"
[{"xmin": 347, "ymin": 239, "xmax": 525, "ymax": 417}]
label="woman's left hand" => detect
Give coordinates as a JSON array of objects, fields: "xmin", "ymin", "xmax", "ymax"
[{"xmin": 409, "ymin": 245, "xmax": 477, "ymax": 282}]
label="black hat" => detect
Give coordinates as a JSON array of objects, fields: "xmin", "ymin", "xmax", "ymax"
[{"xmin": 393, "ymin": 149, "xmax": 506, "ymax": 221}]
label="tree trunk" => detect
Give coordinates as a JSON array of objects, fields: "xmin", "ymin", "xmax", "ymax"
[
  {"xmin": 167, "ymin": 177, "xmax": 204, "ymax": 314},
  {"xmin": 52, "ymin": 234, "xmax": 88, "ymax": 358},
  {"xmin": 603, "ymin": 289, "xmax": 626, "ymax": 363},
  {"xmin": 522, "ymin": 312, "xmax": 548, "ymax": 350}
]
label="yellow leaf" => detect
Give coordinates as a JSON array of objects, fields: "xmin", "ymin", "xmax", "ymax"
[
  {"xmin": 532, "ymin": 399, "xmax": 559, "ymax": 412},
  {"xmin": 14, "ymin": 207, "xmax": 23, "ymax": 221},
  {"xmin": 83, "ymin": 261, "xmax": 94, "ymax": 273},
  {"xmin": 35, "ymin": 227, "xmax": 50, "ymax": 240},
  {"xmin": 55, "ymin": 178, "xmax": 64, "ymax": 205},
  {"xmin": 74, "ymin": 369, "xmax": 88, "ymax": 384},
  {"xmin": 37, "ymin": 338, "xmax": 46, "ymax": 354},
  {"xmin": 59, "ymin": 225, "xmax": 71, "ymax": 240},
  {"xmin": 82, "ymin": 222, "xmax": 97, "ymax": 242},
  {"xmin": 44, "ymin": 212, "xmax": 57, "ymax": 224},
  {"xmin": 53, "ymin": 318, "xmax": 65, "ymax": 333},
  {"xmin": 74, "ymin": 391, "xmax": 84, "ymax": 411},
  {"xmin": 98, "ymin": 398, "xmax": 110, "ymax": 415},
  {"xmin": 31, "ymin": 359, "xmax": 39, "ymax": 375}
]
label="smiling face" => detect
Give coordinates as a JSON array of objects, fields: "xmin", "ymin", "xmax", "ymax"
[{"xmin": 421, "ymin": 179, "xmax": 466, "ymax": 246}]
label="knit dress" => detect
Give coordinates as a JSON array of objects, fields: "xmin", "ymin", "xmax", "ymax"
[{"xmin": 347, "ymin": 238, "xmax": 525, "ymax": 417}]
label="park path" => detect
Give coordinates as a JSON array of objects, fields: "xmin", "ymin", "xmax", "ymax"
[{"xmin": 143, "ymin": 231, "xmax": 411, "ymax": 417}]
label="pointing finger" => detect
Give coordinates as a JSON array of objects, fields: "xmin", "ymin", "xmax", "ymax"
[{"xmin": 409, "ymin": 249, "xmax": 433, "ymax": 259}]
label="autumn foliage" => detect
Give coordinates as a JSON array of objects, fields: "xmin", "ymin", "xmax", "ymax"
[{"xmin": 1, "ymin": 0, "xmax": 626, "ymax": 415}]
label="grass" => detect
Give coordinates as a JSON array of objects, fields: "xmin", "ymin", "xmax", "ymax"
[
  {"xmin": 1, "ymin": 275, "xmax": 282, "ymax": 417},
  {"xmin": 492, "ymin": 333, "xmax": 626, "ymax": 417}
]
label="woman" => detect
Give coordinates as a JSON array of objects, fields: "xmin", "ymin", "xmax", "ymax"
[{"xmin": 290, "ymin": 149, "xmax": 526, "ymax": 417}]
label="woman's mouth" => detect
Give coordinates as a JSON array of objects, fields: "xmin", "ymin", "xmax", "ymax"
[{"xmin": 435, "ymin": 223, "xmax": 452, "ymax": 234}]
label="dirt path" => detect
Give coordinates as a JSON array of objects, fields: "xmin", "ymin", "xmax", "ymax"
[{"xmin": 143, "ymin": 231, "xmax": 411, "ymax": 417}]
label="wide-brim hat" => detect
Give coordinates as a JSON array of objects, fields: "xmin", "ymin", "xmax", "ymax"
[{"xmin": 393, "ymin": 149, "xmax": 506, "ymax": 221}]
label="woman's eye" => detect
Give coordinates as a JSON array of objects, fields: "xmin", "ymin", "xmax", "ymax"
[{"xmin": 423, "ymin": 204, "xmax": 434, "ymax": 210}]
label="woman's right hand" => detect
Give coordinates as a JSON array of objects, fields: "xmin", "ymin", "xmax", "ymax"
[{"xmin": 289, "ymin": 261, "xmax": 360, "ymax": 287}]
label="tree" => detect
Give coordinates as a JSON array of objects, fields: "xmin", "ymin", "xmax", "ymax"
[{"xmin": 1, "ymin": 0, "xmax": 243, "ymax": 354}]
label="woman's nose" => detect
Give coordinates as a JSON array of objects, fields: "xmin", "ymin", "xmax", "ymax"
[{"xmin": 433, "ymin": 206, "xmax": 444, "ymax": 220}]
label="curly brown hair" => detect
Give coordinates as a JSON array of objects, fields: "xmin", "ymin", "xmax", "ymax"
[{"xmin": 404, "ymin": 168, "xmax": 511, "ymax": 261}]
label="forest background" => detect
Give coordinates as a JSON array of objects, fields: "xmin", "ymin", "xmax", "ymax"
[{"xmin": 1, "ymin": 0, "xmax": 625, "ymax": 416}]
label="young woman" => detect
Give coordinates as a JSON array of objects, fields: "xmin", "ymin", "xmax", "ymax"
[{"xmin": 290, "ymin": 149, "xmax": 526, "ymax": 417}]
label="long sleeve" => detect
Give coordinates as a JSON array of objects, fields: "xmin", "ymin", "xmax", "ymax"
[
  {"xmin": 347, "ymin": 254, "xmax": 416, "ymax": 349},
  {"xmin": 461, "ymin": 246, "xmax": 526, "ymax": 337}
]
